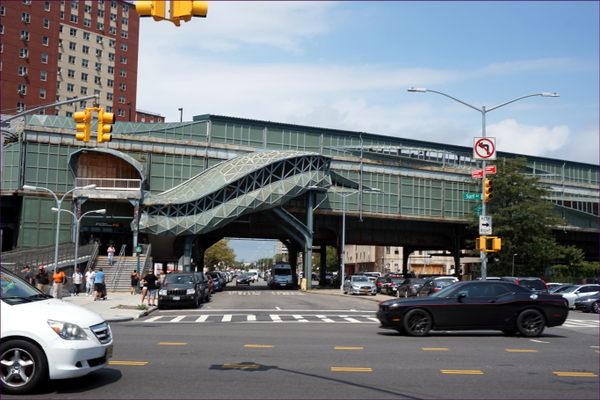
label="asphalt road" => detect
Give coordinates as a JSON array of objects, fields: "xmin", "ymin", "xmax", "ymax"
[{"xmin": 10, "ymin": 282, "xmax": 599, "ymax": 399}]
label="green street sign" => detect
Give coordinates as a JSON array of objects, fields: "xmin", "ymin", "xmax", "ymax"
[{"xmin": 463, "ymin": 192, "xmax": 482, "ymax": 201}]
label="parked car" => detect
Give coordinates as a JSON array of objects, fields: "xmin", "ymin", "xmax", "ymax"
[
  {"xmin": 549, "ymin": 284, "xmax": 574, "ymax": 294},
  {"xmin": 380, "ymin": 277, "xmax": 404, "ymax": 296},
  {"xmin": 377, "ymin": 280, "xmax": 569, "ymax": 337},
  {"xmin": 194, "ymin": 271, "xmax": 211, "ymax": 302},
  {"xmin": 343, "ymin": 275, "xmax": 377, "ymax": 296},
  {"xmin": 1, "ymin": 268, "xmax": 113, "ymax": 394},
  {"xmin": 158, "ymin": 272, "xmax": 203, "ymax": 309},
  {"xmin": 546, "ymin": 282, "xmax": 567, "ymax": 292},
  {"xmin": 375, "ymin": 277, "xmax": 387, "ymax": 293},
  {"xmin": 499, "ymin": 277, "xmax": 548, "ymax": 294},
  {"xmin": 560, "ymin": 284, "xmax": 600, "ymax": 309},
  {"xmin": 236, "ymin": 273, "xmax": 253, "ymax": 286},
  {"xmin": 207, "ymin": 272, "xmax": 224, "ymax": 292},
  {"xmin": 418, "ymin": 276, "xmax": 459, "ymax": 296},
  {"xmin": 574, "ymin": 293, "xmax": 600, "ymax": 313},
  {"xmin": 396, "ymin": 278, "xmax": 426, "ymax": 297}
]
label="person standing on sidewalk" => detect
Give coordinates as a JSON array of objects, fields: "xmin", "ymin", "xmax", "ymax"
[
  {"xmin": 94, "ymin": 268, "xmax": 106, "ymax": 301},
  {"xmin": 35, "ymin": 266, "xmax": 50, "ymax": 295},
  {"xmin": 85, "ymin": 267, "xmax": 96, "ymax": 296},
  {"xmin": 52, "ymin": 269, "xmax": 66, "ymax": 299},
  {"xmin": 72, "ymin": 267, "xmax": 83, "ymax": 296},
  {"xmin": 141, "ymin": 269, "xmax": 158, "ymax": 306},
  {"xmin": 107, "ymin": 244, "xmax": 116, "ymax": 266},
  {"xmin": 130, "ymin": 270, "xmax": 140, "ymax": 295}
]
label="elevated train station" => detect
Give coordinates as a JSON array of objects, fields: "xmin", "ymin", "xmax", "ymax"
[{"xmin": 2, "ymin": 113, "xmax": 598, "ymax": 285}]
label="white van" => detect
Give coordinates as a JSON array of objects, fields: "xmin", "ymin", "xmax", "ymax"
[
  {"xmin": 1, "ymin": 268, "xmax": 113, "ymax": 394},
  {"xmin": 268, "ymin": 263, "xmax": 294, "ymax": 288}
]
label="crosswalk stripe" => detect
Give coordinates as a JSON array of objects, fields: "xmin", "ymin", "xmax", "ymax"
[
  {"xmin": 316, "ymin": 315, "xmax": 335, "ymax": 322},
  {"xmin": 171, "ymin": 316, "xmax": 185, "ymax": 322},
  {"xmin": 222, "ymin": 314, "xmax": 232, "ymax": 322},
  {"xmin": 270, "ymin": 314, "xmax": 282, "ymax": 322},
  {"xmin": 195, "ymin": 315, "xmax": 209, "ymax": 322},
  {"xmin": 342, "ymin": 317, "xmax": 361, "ymax": 323},
  {"xmin": 146, "ymin": 316, "xmax": 162, "ymax": 322},
  {"xmin": 247, "ymin": 314, "xmax": 256, "ymax": 321},
  {"xmin": 293, "ymin": 315, "xmax": 308, "ymax": 322}
]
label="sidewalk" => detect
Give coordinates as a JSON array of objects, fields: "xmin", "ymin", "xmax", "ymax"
[
  {"xmin": 61, "ymin": 291, "xmax": 155, "ymax": 322},
  {"xmin": 61, "ymin": 287, "xmax": 394, "ymax": 322}
]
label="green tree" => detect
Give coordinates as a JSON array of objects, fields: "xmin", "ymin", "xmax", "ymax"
[
  {"xmin": 486, "ymin": 157, "xmax": 565, "ymax": 277},
  {"xmin": 204, "ymin": 239, "xmax": 235, "ymax": 271}
]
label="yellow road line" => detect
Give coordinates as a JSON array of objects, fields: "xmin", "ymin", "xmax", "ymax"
[
  {"xmin": 331, "ymin": 367, "xmax": 373, "ymax": 372},
  {"xmin": 553, "ymin": 371, "xmax": 598, "ymax": 377},
  {"xmin": 158, "ymin": 342, "xmax": 187, "ymax": 346},
  {"xmin": 505, "ymin": 349, "xmax": 539, "ymax": 353},
  {"xmin": 244, "ymin": 344, "xmax": 274, "ymax": 348},
  {"xmin": 109, "ymin": 361, "xmax": 148, "ymax": 366},
  {"xmin": 334, "ymin": 346, "xmax": 364, "ymax": 350},
  {"xmin": 422, "ymin": 347, "xmax": 449, "ymax": 351},
  {"xmin": 441, "ymin": 369, "xmax": 484, "ymax": 375}
]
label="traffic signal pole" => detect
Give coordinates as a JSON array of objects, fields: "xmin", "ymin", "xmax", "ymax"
[{"xmin": 0, "ymin": 94, "xmax": 99, "ymax": 124}]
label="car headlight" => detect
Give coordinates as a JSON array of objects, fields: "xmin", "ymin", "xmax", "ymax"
[
  {"xmin": 47, "ymin": 320, "xmax": 88, "ymax": 340},
  {"xmin": 186, "ymin": 288, "xmax": 195, "ymax": 295},
  {"xmin": 159, "ymin": 289, "xmax": 167, "ymax": 296}
]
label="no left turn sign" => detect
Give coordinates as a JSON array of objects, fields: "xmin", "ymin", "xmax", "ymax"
[{"xmin": 473, "ymin": 137, "xmax": 496, "ymax": 160}]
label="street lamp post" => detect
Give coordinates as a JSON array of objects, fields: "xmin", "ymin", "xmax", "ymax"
[
  {"xmin": 337, "ymin": 188, "xmax": 382, "ymax": 294},
  {"xmin": 178, "ymin": 107, "xmax": 183, "ymax": 122},
  {"xmin": 51, "ymin": 208, "xmax": 106, "ymax": 273},
  {"xmin": 407, "ymin": 88, "xmax": 559, "ymax": 279},
  {"xmin": 22, "ymin": 184, "xmax": 96, "ymax": 273},
  {"xmin": 512, "ymin": 253, "xmax": 518, "ymax": 276}
]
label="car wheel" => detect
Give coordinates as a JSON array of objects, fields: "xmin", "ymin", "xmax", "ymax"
[
  {"xmin": 403, "ymin": 309, "xmax": 432, "ymax": 337},
  {"xmin": 516, "ymin": 309, "xmax": 545, "ymax": 337},
  {"xmin": 593, "ymin": 301, "xmax": 599, "ymax": 314},
  {"xmin": 0, "ymin": 339, "xmax": 48, "ymax": 395}
]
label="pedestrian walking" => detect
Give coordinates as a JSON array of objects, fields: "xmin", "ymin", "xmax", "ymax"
[
  {"xmin": 130, "ymin": 270, "xmax": 140, "ymax": 295},
  {"xmin": 52, "ymin": 269, "xmax": 66, "ymax": 299},
  {"xmin": 85, "ymin": 267, "xmax": 96, "ymax": 296},
  {"xmin": 107, "ymin": 244, "xmax": 116, "ymax": 266},
  {"xmin": 72, "ymin": 267, "xmax": 83, "ymax": 296},
  {"xmin": 141, "ymin": 269, "xmax": 158, "ymax": 306},
  {"xmin": 35, "ymin": 266, "xmax": 50, "ymax": 295},
  {"xmin": 94, "ymin": 267, "xmax": 106, "ymax": 301}
]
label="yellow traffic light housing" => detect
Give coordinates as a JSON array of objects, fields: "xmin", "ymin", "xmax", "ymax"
[
  {"xmin": 136, "ymin": 0, "xmax": 207, "ymax": 26},
  {"xmin": 73, "ymin": 109, "xmax": 91, "ymax": 142},
  {"xmin": 97, "ymin": 109, "xmax": 114, "ymax": 143},
  {"xmin": 171, "ymin": 1, "xmax": 208, "ymax": 25},
  {"xmin": 483, "ymin": 178, "xmax": 493, "ymax": 203},
  {"xmin": 136, "ymin": 0, "xmax": 167, "ymax": 21},
  {"xmin": 476, "ymin": 236, "xmax": 502, "ymax": 253}
]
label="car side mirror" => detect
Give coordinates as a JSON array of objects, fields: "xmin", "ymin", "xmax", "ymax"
[{"xmin": 457, "ymin": 291, "xmax": 467, "ymax": 302}]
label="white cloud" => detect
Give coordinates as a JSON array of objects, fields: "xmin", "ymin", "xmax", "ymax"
[{"xmin": 487, "ymin": 119, "xmax": 570, "ymax": 157}]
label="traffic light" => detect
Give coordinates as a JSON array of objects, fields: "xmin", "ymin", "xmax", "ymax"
[
  {"xmin": 476, "ymin": 236, "xmax": 487, "ymax": 251},
  {"xmin": 491, "ymin": 237, "xmax": 502, "ymax": 252},
  {"xmin": 97, "ymin": 109, "xmax": 114, "ymax": 143},
  {"xmin": 73, "ymin": 109, "xmax": 91, "ymax": 142},
  {"xmin": 136, "ymin": 0, "xmax": 167, "ymax": 21},
  {"xmin": 476, "ymin": 236, "xmax": 502, "ymax": 252},
  {"xmin": 483, "ymin": 178, "xmax": 493, "ymax": 203},
  {"xmin": 171, "ymin": 1, "xmax": 208, "ymax": 25}
]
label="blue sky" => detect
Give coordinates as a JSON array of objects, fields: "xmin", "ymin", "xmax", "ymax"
[{"xmin": 136, "ymin": 1, "xmax": 599, "ymax": 262}]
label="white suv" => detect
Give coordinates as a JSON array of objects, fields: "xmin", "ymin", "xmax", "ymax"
[{"xmin": 1, "ymin": 268, "xmax": 113, "ymax": 394}]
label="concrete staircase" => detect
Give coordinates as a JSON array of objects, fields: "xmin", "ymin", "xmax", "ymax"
[{"xmin": 96, "ymin": 256, "xmax": 147, "ymax": 292}]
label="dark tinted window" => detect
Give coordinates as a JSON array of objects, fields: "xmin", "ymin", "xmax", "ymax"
[{"xmin": 519, "ymin": 279, "xmax": 545, "ymax": 291}]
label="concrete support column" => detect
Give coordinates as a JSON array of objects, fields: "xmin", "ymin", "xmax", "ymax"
[
  {"xmin": 183, "ymin": 235, "xmax": 194, "ymax": 272},
  {"xmin": 402, "ymin": 247, "xmax": 415, "ymax": 277},
  {"xmin": 129, "ymin": 199, "xmax": 140, "ymax": 250},
  {"xmin": 304, "ymin": 192, "xmax": 314, "ymax": 290},
  {"xmin": 319, "ymin": 245, "xmax": 327, "ymax": 286}
]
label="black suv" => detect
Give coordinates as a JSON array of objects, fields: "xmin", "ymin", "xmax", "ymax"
[
  {"xmin": 500, "ymin": 277, "xmax": 548, "ymax": 294},
  {"xmin": 158, "ymin": 272, "xmax": 203, "ymax": 309}
]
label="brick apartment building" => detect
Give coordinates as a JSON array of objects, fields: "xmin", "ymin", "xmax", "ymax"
[{"xmin": 1, "ymin": 0, "xmax": 141, "ymax": 121}]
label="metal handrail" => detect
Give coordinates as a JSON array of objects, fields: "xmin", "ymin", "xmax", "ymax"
[{"xmin": 110, "ymin": 244, "xmax": 127, "ymax": 291}]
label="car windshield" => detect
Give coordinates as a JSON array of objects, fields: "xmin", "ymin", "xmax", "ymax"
[
  {"xmin": 1, "ymin": 269, "xmax": 50, "ymax": 304},
  {"xmin": 165, "ymin": 274, "xmax": 194, "ymax": 285},
  {"xmin": 274, "ymin": 269, "xmax": 291, "ymax": 276},
  {"xmin": 352, "ymin": 276, "xmax": 369, "ymax": 282},
  {"xmin": 430, "ymin": 282, "xmax": 464, "ymax": 298},
  {"xmin": 435, "ymin": 278, "xmax": 457, "ymax": 287},
  {"xmin": 561, "ymin": 286, "xmax": 581, "ymax": 293}
]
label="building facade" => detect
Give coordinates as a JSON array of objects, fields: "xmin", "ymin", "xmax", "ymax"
[{"xmin": 0, "ymin": 0, "xmax": 139, "ymax": 119}]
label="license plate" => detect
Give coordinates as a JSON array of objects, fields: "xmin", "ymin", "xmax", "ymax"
[
  {"xmin": 173, "ymin": 296, "xmax": 180, "ymax": 301},
  {"xmin": 106, "ymin": 345, "xmax": 113, "ymax": 359}
]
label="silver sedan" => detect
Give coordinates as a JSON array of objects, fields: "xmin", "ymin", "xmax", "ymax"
[{"xmin": 343, "ymin": 275, "xmax": 377, "ymax": 296}]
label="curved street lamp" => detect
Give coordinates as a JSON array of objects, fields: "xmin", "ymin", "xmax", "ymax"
[
  {"xmin": 51, "ymin": 208, "xmax": 106, "ymax": 275},
  {"xmin": 407, "ymin": 88, "xmax": 559, "ymax": 279},
  {"xmin": 22, "ymin": 184, "xmax": 96, "ymax": 272}
]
